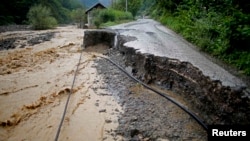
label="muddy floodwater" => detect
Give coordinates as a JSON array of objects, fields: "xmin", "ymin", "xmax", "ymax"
[
  {"xmin": 0, "ymin": 26, "xmax": 207, "ymax": 141},
  {"xmin": 0, "ymin": 27, "xmax": 123, "ymax": 141}
]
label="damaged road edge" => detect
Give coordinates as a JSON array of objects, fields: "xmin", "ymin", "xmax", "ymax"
[{"xmin": 83, "ymin": 29, "xmax": 250, "ymax": 126}]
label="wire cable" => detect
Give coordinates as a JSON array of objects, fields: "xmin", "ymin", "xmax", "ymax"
[
  {"xmin": 54, "ymin": 48, "xmax": 84, "ymax": 141},
  {"xmin": 99, "ymin": 56, "xmax": 208, "ymax": 131}
]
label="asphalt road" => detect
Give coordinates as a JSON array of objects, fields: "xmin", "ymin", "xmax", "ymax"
[{"xmin": 109, "ymin": 19, "xmax": 246, "ymax": 88}]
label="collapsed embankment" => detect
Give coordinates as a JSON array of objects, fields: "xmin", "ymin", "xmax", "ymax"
[{"xmin": 84, "ymin": 29, "xmax": 250, "ymax": 125}]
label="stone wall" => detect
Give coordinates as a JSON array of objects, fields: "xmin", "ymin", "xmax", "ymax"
[{"xmin": 83, "ymin": 29, "xmax": 116, "ymax": 48}]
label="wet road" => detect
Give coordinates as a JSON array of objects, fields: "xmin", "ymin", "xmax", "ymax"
[{"xmin": 109, "ymin": 19, "xmax": 246, "ymax": 88}]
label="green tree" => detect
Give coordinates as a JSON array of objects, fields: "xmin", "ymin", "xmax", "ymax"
[
  {"xmin": 27, "ymin": 4, "xmax": 57, "ymax": 30},
  {"xmin": 71, "ymin": 8, "xmax": 86, "ymax": 28},
  {"xmin": 0, "ymin": 0, "xmax": 83, "ymax": 25},
  {"xmin": 113, "ymin": 0, "xmax": 142, "ymax": 18}
]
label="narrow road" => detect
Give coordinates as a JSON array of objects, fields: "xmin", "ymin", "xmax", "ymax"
[{"xmin": 109, "ymin": 19, "xmax": 246, "ymax": 88}]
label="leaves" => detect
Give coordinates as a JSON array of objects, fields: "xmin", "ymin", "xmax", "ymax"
[
  {"xmin": 71, "ymin": 8, "xmax": 86, "ymax": 28},
  {"xmin": 0, "ymin": 0, "xmax": 83, "ymax": 25},
  {"xmin": 113, "ymin": 0, "xmax": 142, "ymax": 17},
  {"xmin": 150, "ymin": 0, "xmax": 250, "ymax": 75},
  {"xmin": 92, "ymin": 8, "xmax": 133, "ymax": 28},
  {"xmin": 27, "ymin": 4, "xmax": 57, "ymax": 30}
]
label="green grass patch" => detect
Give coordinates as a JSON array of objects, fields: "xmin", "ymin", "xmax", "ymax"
[{"xmin": 100, "ymin": 20, "xmax": 133, "ymax": 27}]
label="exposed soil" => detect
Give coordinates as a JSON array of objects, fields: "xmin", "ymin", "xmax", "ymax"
[{"xmin": 0, "ymin": 26, "xmax": 207, "ymax": 141}]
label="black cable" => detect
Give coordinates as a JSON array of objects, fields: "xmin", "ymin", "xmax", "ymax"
[
  {"xmin": 54, "ymin": 48, "xmax": 84, "ymax": 141},
  {"xmin": 100, "ymin": 56, "xmax": 208, "ymax": 131}
]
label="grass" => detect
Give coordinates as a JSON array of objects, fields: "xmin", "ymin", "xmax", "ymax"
[{"xmin": 100, "ymin": 20, "xmax": 133, "ymax": 27}]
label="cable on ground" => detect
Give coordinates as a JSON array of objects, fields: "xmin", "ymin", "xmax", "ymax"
[
  {"xmin": 54, "ymin": 48, "xmax": 84, "ymax": 141},
  {"xmin": 98, "ymin": 55, "xmax": 208, "ymax": 131}
]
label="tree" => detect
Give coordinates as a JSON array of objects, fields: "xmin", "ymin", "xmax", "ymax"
[
  {"xmin": 0, "ymin": 0, "xmax": 83, "ymax": 25},
  {"xmin": 71, "ymin": 8, "xmax": 86, "ymax": 28},
  {"xmin": 27, "ymin": 4, "xmax": 57, "ymax": 30},
  {"xmin": 113, "ymin": 0, "xmax": 142, "ymax": 18}
]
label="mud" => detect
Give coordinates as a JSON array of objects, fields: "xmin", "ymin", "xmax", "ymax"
[
  {"xmin": 0, "ymin": 26, "xmax": 123, "ymax": 141},
  {"xmin": 0, "ymin": 32, "xmax": 56, "ymax": 50},
  {"xmin": 0, "ymin": 25, "xmax": 30, "ymax": 33},
  {"xmin": 1, "ymin": 23, "xmax": 248, "ymax": 141}
]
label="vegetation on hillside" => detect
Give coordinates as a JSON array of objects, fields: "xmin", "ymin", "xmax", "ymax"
[
  {"xmin": 148, "ymin": 0, "xmax": 250, "ymax": 75},
  {"xmin": 27, "ymin": 4, "xmax": 58, "ymax": 30},
  {"xmin": 112, "ymin": 0, "xmax": 142, "ymax": 18},
  {"xmin": 0, "ymin": 0, "xmax": 83, "ymax": 25}
]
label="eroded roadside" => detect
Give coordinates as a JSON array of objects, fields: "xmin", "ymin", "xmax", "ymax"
[
  {"xmin": 95, "ymin": 48, "xmax": 207, "ymax": 140},
  {"xmin": 83, "ymin": 26, "xmax": 250, "ymax": 140}
]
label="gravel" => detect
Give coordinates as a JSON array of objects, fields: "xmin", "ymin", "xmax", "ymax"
[{"xmin": 95, "ymin": 48, "xmax": 207, "ymax": 141}]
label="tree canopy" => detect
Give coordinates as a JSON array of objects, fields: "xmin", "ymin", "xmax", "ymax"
[
  {"xmin": 112, "ymin": 0, "xmax": 142, "ymax": 18},
  {"xmin": 0, "ymin": 0, "xmax": 83, "ymax": 25}
]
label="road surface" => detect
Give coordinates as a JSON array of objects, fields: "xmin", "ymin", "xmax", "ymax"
[{"xmin": 109, "ymin": 19, "xmax": 247, "ymax": 88}]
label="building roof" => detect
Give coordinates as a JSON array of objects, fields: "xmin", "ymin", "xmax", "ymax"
[
  {"xmin": 85, "ymin": 2, "xmax": 107, "ymax": 14},
  {"xmin": 80, "ymin": 0, "xmax": 111, "ymax": 9}
]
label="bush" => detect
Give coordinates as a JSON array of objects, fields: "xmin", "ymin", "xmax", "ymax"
[
  {"xmin": 114, "ymin": 11, "xmax": 133, "ymax": 21},
  {"xmin": 99, "ymin": 9, "xmax": 116, "ymax": 22},
  {"xmin": 94, "ymin": 18, "xmax": 101, "ymax": 29},
  {"xmin": 27, "ymin": 4, "xmax": 57, "ymax": 30},
  {"xmin": 92, "ymin": 9, "xmax": 133, "ymax": 28}
]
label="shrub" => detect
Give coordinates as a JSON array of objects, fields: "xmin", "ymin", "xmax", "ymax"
[
  {"xmin": 99, "ymin": 9, "xmax": 116, "ymax": 22},
  {"xmin": 92, "ymin": 9, "xmax": 133, "ymax": 28},
  {"xmin": 114, "ymin": 11, "xmax": 133, "ymax": 21},
  {"xmin": 27, "ymin": 4, "xmax": 57, "ymax": 30},
  {"xmin": 94, "ymin": 18, "xmax": 101, "ymax": 29}
]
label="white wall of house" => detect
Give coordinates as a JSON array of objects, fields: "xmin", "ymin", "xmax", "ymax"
[{"xmin": 87, "ymin": 12, "xmax": 91, "ymax": 27}]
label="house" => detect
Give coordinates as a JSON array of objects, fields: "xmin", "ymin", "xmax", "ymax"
[{"xmin": 85, "ymin": 2, "xmax": 107, "ymax": 27}]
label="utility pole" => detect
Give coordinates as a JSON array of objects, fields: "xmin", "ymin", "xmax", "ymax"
[{"xmin": 126, "ymin": 0, "xmax": 127, "ymax": 12}]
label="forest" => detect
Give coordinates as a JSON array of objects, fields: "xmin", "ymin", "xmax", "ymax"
[
  {"xmin": 0, "ymin": 0, "xmax": 83, "ymax": 25},
  {"xmin": 0, "ymin": 0, "xmax": 249, "ymax": 75}
]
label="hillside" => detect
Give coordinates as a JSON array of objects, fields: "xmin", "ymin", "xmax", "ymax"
[{"xmin": 0, "ymin": 0, "xmax": 83, "ymax": 25}]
